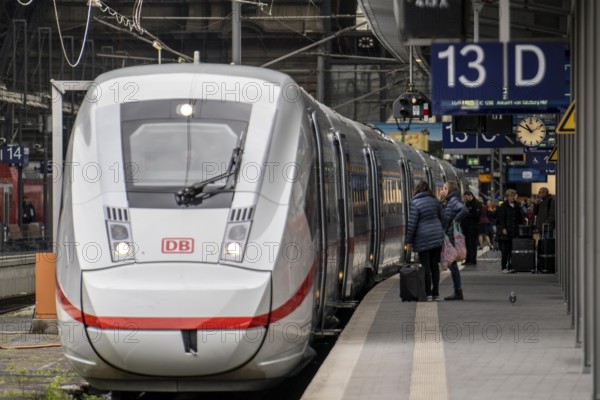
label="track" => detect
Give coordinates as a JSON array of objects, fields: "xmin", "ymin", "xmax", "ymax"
[{"xmin": 0, "ymin": 295, "xmax": 35, "ymax": 315}]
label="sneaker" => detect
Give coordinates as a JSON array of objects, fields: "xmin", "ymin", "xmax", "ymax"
[
  {"xmin": 426, "ymin": 296, "xmax": 433, "ymax": 302},
  {"xmin": 432, "ymin": 296, "xmax": 441, "ymax": 301},
  {"xmin": 502, "ymin": 269, "xmax": 510, "ymax": 274}
]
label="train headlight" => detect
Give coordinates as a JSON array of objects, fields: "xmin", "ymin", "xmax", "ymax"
[
  {"xmin": 110, "ymin": 224, "xmax": 129, "ymax": 241},
  {"xmin": 220, "ymin": 221, "xmax": 251, "ymax": 263},
  {"xmin": 114, "ymin": 242, "xmax": 133, "ymax": 256},
  {"xmin": 225, "ymin": 242, "xmax": 241, "ymax": 256},
  {"xmin": 106, "ymin": 221, "xmax": 135, "ymax": 262}
]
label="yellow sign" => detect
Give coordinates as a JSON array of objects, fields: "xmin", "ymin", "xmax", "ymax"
[
  {"xmin": 388, "ymin": 132, "xmax": 429, "ymax": 151},
  {"xmin": 548, "ymin": 145, "xmax": 558, "ymax": 162},
  {"xmin": 556, "ymin": 101, "xmax": 575, "ymax": 134}
]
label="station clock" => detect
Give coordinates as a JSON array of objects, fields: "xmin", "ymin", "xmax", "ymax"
[{"xmin": 516, "ymin": 116, "xmax": 547, "ymax": 146}]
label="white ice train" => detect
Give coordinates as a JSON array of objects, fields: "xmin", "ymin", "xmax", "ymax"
[{"xmin": 56, "ymin": 63, "xmax": 467, "ymax": 398}]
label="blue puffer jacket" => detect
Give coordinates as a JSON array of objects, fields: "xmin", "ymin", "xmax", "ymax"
[
  {"xmin": 405, "ymin": 192, "xmax": 444, "ymax": 252},
  {"xmin": 442, "ymin": 191, "xmax": 469, "ymax": 240}
]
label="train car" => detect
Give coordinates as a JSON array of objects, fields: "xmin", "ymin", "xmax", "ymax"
[
  {"xmin": 55, "ymin": 63, "xmax": 466, "ymax": 399},
  {"xmin": 0, "ymin": 164, "xmax": 45, "ymax": 226}
]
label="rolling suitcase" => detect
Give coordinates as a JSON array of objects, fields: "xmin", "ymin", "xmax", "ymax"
[
  {"xmin": 518, "ymin": 224, "xmax": 534, "ymax": 238},
  {"xmin": 399, "ymin": 264, "xmax": 426, "ymax": 302},
  {"xmin": 511, "ymin": 238, "xmax": 535, "ymax": 272},
  {"xmin": 537, "ymin": 224, "xmax": 555, "ymax": 273}
]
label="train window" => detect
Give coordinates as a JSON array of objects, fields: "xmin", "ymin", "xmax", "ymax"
[
  {"xmin": 124, "ymin": 122, "xmax": 240, "ymax": 187},
  {"xmin": 121, "ymin": 99, "xmax": 250, "ymax": 191}
]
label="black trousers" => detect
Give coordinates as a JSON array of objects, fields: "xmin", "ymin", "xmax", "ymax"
[
  {"xmin": 418, "ymin": 247, "xmax": 442, "ymax": 297},
  {"xmin": 465, "ymin": 227, "xmax": 478, "ymax": 264},
  {"xmin": 499, "ymin": 240, "xmax": 513, "ymax": 270}
]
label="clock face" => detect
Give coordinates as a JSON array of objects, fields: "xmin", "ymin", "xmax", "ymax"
[{"xmin": 516, "ymin": 117, "xmax": 547, "ymax": 146}]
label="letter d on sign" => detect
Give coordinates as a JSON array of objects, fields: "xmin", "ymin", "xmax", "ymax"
[{"xmin": 515, "ymin": 45, "xmax": 546, "ymax": 87}]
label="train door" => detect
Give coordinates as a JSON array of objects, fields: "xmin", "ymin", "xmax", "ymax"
[
  {"xmin": 309, "ymin": 112, "xmax": 328, "ymax": 331},
  {"xmin": 332, "ymin": 132, "xmax": 350, "ymax": 300},
  {"xmin": 399, "ymin": 160, "xmax": 411, "ymax": 261},
  {"xmin": 0, "ymin": 184, "xmax": 11, "ymax": 225},
  {"xmin": 365, "ymin": 148, "xmax": 381, "ymax": 274},
  {"xmin": 425, "ymin": 167, "xmax": 434, "ymax": 190},
  {"xmin": 400, "ymin": 160, "xmax": 412, "ymax": 224}
]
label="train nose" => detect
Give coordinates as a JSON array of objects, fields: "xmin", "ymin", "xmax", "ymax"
[{"xmin": 80, "ymin": 263, "xmax": 271, "ymax": 376}]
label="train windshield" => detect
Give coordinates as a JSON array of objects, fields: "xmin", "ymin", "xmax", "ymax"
[
  {"xmin": 128, "ymin": 122, "xmax": 238, "ymax": 187},
  {"xmin": 120, "ymin": 99, "xmax": 251, "ymax": 207}
]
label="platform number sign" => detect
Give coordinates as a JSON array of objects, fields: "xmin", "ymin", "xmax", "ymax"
[
  {"xmin": 0, "ymin": 144, "xmax": 25, "ymax": 165},
  {"xmin": 431, "ymin": 42, "xmax": 568, "ymax": 115}
]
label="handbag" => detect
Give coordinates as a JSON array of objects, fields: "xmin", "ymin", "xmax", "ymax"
[
  {"xmin": 440, "ymin": 234, "xmax": 457, "ymax": 270},
  {"xmin": 453, "ymin": 222, "xmax": 467, "ymax": 261},
  {"xmin": 453, "ymin": 222, "xmax": 467, "ymax": 262}
]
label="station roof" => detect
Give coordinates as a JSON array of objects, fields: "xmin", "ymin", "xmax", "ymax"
[{"xmin": 358, "ymin": 0, "xmax": 571, "ymax": 82}]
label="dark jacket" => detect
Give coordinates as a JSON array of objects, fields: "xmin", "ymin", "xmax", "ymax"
[
  {"xmin": 461, "ymin": 198, "xmax": 481, "ymax": 232},
  {"xmin": 405, "ymin": 192, "xmax": 444, "ymax": 252},
  {"xmin": 534, "ymin": 195, "xmax": 555, "ymax": 231},
  {"xmin": 23, "ymin": 202, "xmax": 36, "ymax": 224},
  {"xmin": 496, "ymin": 201, "xmax": 525, "ymax": 241},
  {"xmin": 442, "ymin": 192, "xmax": 469, "ymax": 239}
]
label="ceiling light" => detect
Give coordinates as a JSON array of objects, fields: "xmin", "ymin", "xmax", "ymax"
[{"xmin": 358, "ymin": 37, "xmax": 375, "ymax": 49}]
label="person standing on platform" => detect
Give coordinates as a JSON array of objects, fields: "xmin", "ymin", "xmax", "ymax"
[
  {"xmin": 477, "ymin": 195, "xmax": 493, "ymax": 251},
  {"xmin": 496, "ymin": 189, "xmax": 525, "ymax": 273},
  {"xmin": 534, "ymin": 187, "xmax": 555, "ymax": 238},
  {"xmin": 405, "ymin": 181, "xmax": 445, "ymax": 302},
  {"xmin": 439, "ymin": 181, "xmax": 469, "ymax": 301},
  {"xmin": 23, "ymin": 196, "xmax": 36, "ymax": 224},
  {"xmin": 461, "ymin": 191, "xmax": 481, "ymax": 266},
  {"xmin": 486, "ymin": 199, "xmax": 498, "ymax": 249}
]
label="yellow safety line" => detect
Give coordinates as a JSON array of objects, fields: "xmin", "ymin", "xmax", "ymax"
[{"xmin": 409, "ymin": 302, "xmax": 449, "ymax": 400}]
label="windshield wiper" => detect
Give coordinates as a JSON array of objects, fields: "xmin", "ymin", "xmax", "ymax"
[{"xmin": 175, "ymin": 136, "xmax": 245, "ymax": 206}]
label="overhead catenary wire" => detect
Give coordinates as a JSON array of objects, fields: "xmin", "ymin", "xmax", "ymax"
[
  {"xmin": 332, "ymin": 76, "xmax": 409, "ymax": 110},
  {"xmin": 234, "ymin": 0, "xmax": 273, "ymax": 15},
  {"xmin": 51, "ymin": 0, "xmax": 193, "ymax": 67},
  {"xmin": 261, "ymin": 21, "xmax": 367, "ymax": 68},
  {"xmin": 93, "ymin": 0, "xmax": 144, "ymax": 34},
  {"xmin": 52, "ymin": 0, "xmax": 94, "ymax": 67},
  {"xmin": 133, "ymin": 0, "xmax": 144, "ymax": 31},
  {"xmin": 93, "ymin": 18, "xmax": 193, "ymax": 63}
]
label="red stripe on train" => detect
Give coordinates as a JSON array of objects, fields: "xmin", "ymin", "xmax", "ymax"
[{"xmin": 56, "ymin": 260, "xmax": 317, "ymax": 331}]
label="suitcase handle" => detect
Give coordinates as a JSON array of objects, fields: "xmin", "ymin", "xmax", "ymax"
[{"xmin": 542, "ymin": 223, "xmax": 552, "ymax": 237}]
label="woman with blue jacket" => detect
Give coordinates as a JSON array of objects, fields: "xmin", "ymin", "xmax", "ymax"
[
  {"xmin": 439, "ymin": 181, "xmax": 469, "ymax": 300},
  {"xmin": 405, "ymin": 181, "xmax": 445, "ymax": 301}
]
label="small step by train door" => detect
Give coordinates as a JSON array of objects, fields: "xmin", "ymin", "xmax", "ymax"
[{"xmin": 365, "ymin": 148, "xmax": 381, "ymax": 274}]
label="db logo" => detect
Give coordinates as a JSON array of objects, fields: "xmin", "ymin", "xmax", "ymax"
[{"xmin": 162, "ymin": 238, "xmax": 194, "ymax": 253}]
